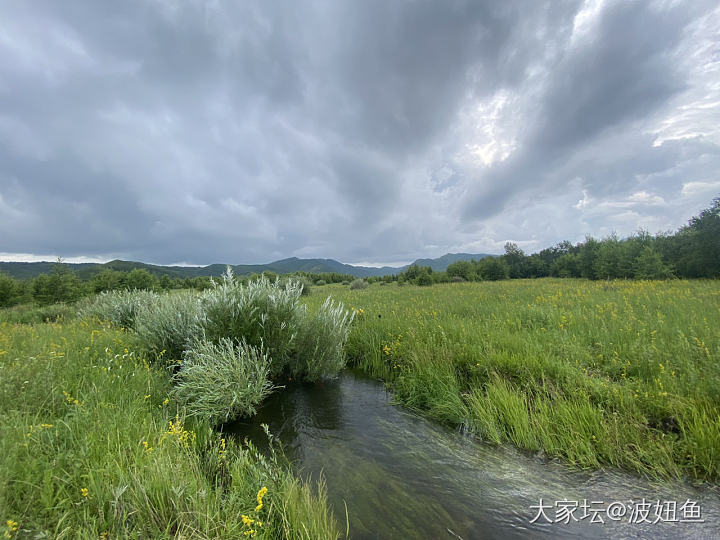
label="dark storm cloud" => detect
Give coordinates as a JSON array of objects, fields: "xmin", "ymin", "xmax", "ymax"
[
  {"xmin": 461, "ymin": 0, "xmax": 710, "ymax": 221},
  {"xmin": 0, "ymin": 0, "xmax": 718, "ymax": 264}
]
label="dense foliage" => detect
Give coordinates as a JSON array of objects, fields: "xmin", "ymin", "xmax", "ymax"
[{"xmin": 77, "ymin": 270, "xmax": 355, "ymax": 423}]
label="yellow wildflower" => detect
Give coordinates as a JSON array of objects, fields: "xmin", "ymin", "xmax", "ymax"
[
  {"xmin": 255, "ymin": 486, "xmax": 268, "ymax": 512},
  {"xmin": 81, "ymin": 488, "xmax": 89, "ymax": 498}
]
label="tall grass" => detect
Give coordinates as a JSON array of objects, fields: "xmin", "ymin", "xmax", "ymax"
[
  {"xmin": 307, "ymin": 278, "xmax": 720, "ymax": 482},
  {"xmin": 0, "ymin": 320, "xmax": 339, "ymax": 538}
]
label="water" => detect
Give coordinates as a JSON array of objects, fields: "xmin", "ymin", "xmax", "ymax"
[{"xmin": 227, "ymin": 372, "xmax": 720, "ymax": 539}]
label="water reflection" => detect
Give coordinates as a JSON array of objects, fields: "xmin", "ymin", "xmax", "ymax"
[{"xmin": 226, "ymin": 372, "xmax": 720, "ymax": 540}]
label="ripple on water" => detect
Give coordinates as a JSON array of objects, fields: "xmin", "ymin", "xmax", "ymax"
[{"xmin": 227, "ymin": 372, "xmax": 720, "ymax": 540}]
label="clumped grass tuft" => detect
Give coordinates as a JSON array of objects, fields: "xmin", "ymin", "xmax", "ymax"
[
  {"xmin": 174, "ymin": 338, "xmax": 274, "ymax": 424},
  {"xmin": 291, "ymin": 297, "xmax": 355, "ymax": 381},
  {"xmin": 134, "ymin": 290, "xmax": 202, "ymax": 363},
  {"xmin": 77, "ymin": 289, "xmax": 158, "ymax": 328}
]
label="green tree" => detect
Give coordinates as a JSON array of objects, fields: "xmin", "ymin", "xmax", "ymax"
[
  {"xmin": 634, "ymin": 246, "xmax": 673, "ymax": 279},
  {"xmin": 32, "ymin": 261, "xmax": 83, "ymax": 305},
  {"xmin": 578, "ymin": 236, "xmax": 600, "ymax": 279},
  {"xmin": 503, "ymin": 242, "xmax": 528, "ymax": 278},
  {"xmin": 594, "ymin": 234, "xmax": 624, "ymax": 279},
  {"xmin": 684, "ymin": 196, "xmax": 720, "ymax": 277},
  {"xmin": 477, "ymin": 257, "xmax": 509, "ymax": 280},
  {"xmin": 416, "ymin": 268, "xmax": 433, "ymax": 286},
  {"xmin": 550, "ymin": 253, "xmax": 581, "ymax": 277},
  {"xmin": 447, "ymin": 260, "xmax": 475, "ymax": 281},
  {"xmin": 0, "ymin": 272, "xmax": 18, "ymax": 307},
  {"xmin": 124, "ymin": 268, "xmax": 158, "ymax": 290},
  {"xmin": 90, "ymin": 269, "xmax": 124, "ymax": 293}
]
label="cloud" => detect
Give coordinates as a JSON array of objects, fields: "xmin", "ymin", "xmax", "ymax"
[{"xmin": 0, "ymin": 0, "xmax": 718, "ymax": 265}]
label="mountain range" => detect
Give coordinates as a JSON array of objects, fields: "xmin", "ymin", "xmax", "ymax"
[{"xmin": 0, "ymin": 253, "xmax": 492, "ymax": 280}]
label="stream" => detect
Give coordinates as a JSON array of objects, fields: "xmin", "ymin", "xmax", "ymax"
[{"xmin": 227, "ymin": 372, "xmax": 720, "ymax": 539}]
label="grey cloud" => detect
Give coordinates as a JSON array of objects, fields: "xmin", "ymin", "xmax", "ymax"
[
  {"xmin": 0, "ymin": 0, "xmax": 718, "ymax": 265},
  {"xmin": 462, "ymin": 1, "xmax": 709, "ymax": 221}
]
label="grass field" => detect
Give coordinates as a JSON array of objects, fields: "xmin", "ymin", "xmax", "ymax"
[
  {"xmin": 307, "ymin": 278, "xmax": 720, "ymax": 482},
  {"xmin": 0, "ymin": 318, "xmax": 338, "ymax": 539},
  {"xmin": 1, "ymin": 277, "xmax": 718, "ymax": 537}
]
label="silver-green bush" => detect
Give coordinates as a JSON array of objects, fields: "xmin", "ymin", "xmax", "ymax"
[
  {"xmin": 76, "ymin": 289, "xmax": 159, "ymax": 328},
  {"xmin": 291, "ymin": 297, "xmax": 355, "ymax": 381},
  {"xmin": 134, "ymin": 291, "xmax": 202, "ymax": 363},
  {"xmin": 349, "ymin": 279, "xmax": 369, "ymax": 290},
  {"xmin": 199, "ymin": 269, "xmax": 303, "ymax": 377},
  {"xmin": 173, "ymin": 338, "xmax": 274, "ymax": 424}
]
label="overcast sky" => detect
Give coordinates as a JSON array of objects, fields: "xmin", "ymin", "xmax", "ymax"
[{"xmin": 1, "ymin": 0, "xmax": 719, "ymax": 267}]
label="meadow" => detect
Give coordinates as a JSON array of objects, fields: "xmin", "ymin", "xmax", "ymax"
[
  {"xmin": 1, "ymin": 276, "xmax": 718, "ymax": 538},
  {"xmin": 307, "ymin": 278, "xmax": 720, "ymax": 482},
  {"xmin": 0, "ymin": 295, "xmax": 340, "ymax": 538}
]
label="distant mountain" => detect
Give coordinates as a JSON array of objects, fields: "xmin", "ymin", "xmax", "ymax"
[
  {"xmin": 0, "ymin": 253, "xmax": 493, "ymax": 280},
  {"xmin": 408, "ymin": 252, "xmax": 492, "ymax": 272}
]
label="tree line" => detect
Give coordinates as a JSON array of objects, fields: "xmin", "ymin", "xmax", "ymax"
[
  {"xmin": 375, "ymin": 196, "xmax": 720, "ymax": 286},
  {"xmin": 0, "ymin": 262, "xmax": 359, "ymax": 308},
  {"xmin": 1, "ymin": 196, "xmax": 718, "ymax": 304}
]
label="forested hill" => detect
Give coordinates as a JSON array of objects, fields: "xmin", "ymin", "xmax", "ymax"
[{"xmin": 0, "ymin": 253, "xmax": 492, "ymax": 280}]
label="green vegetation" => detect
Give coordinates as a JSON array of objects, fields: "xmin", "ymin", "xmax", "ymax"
[
  {"xmin": 0, "ymin": 319, "xmax": 339, "ymax": 538},
  {"xmin": 395, "ymin": 196, "xmax": 720, "ymax": 285},
  {"xmin": 0, "ymin": 196, "xmax": 718, "ymax": 536},
  {"xmin": 307, "ymin": 278, "xmax": 720, "ymax": 482},
  {"xmin": 78, "ymin": 271, "xmax": 354, "ymax": 414},
  {"xmin": 348, "ymin": 279, "xmax": 368, "ymax": 290},
  {"xmin": 1, "ymin": 197, "xmax": 717, "ymax": 309},
  {"xmin": 174, "ymin": 338, "xmax": 275, "ymax": 424},
  {"xmin": 0, "ymin": 270, "xmax": 356, "ymax": 538}
]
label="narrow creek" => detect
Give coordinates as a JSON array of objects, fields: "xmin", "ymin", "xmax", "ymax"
[{"xmin": 226, "ymin": 371, "xmax": 720, "ymax": 539}]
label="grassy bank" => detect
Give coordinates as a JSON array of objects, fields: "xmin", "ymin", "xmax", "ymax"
[
  {"xmin": 0, "ymin": 319, "xmax": 339, "ymax": 539},
  {"xmin": 306, "ymin": 278, "xmax": 720, "ymax": 482}
]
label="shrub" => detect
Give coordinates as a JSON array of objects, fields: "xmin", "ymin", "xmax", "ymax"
[
  {"xmin": 290, "ymin": 297, "xmax": 355, "ymax": 381},
  {"xmin": 77, "ymin": 289, "xmax": 159, "ymax": 328},
  {"xmin": 199, "ymin": 269, "xmax": 303, "ymax": 377},
  {"xmin": 134, "ymin": 291, "xmax": 202, "ymax": 363},
  {"xmin": 0, "ymin": 273, "xmax": 18, "ymax": 307},
  {"xmin": 349, "ymin": 279, "xmax": 369, "ymax": 290},
  {"xmin": 173, "ymin": 338, "xmax": 274, "ymax": 424},
  {"xmin": 32, "ymin": 266, "xmax": 83, "ymax": 305},
  {"xmin": 315, "ymin": 279, "xmax": 327, "ymax": 286},
  {"xmin": 280, "ymin": 276, "xmax": 312, "ymax": 296}
]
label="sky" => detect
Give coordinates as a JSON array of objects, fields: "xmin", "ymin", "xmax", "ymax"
[{"xmin": 1, "ymin": 0, "xmax": 719, "ymax": 267}]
